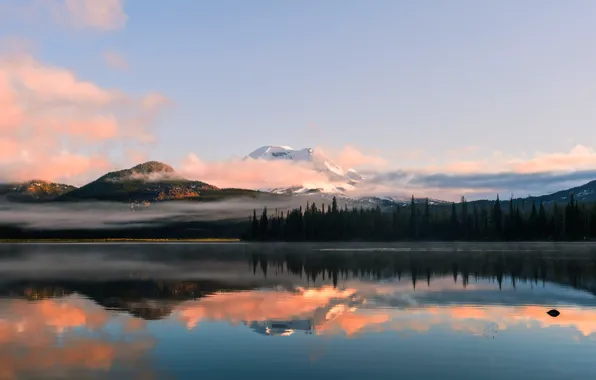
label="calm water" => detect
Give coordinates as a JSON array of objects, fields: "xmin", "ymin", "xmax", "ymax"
[{"xmin": 1, "ymin": 242, "xmax": 596, "ymax": 379}]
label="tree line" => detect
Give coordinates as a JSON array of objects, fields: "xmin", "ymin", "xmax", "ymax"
[{"xmin": 246, "ymin": 194, "xmax": 596, "ymax": 241}]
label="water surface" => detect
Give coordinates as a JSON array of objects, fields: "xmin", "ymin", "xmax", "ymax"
[{"xmin": 1, "ymin": 242, "xmax": 595, "ymax": 379}]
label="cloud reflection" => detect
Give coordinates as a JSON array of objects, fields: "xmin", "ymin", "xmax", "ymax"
[
  {"xmin": 172, "ymin": 278, "xmax": 596, "ymax": 339},
  {"xmin": 0, "ymin": 296, "xmax": 155, "ymax": 379}
]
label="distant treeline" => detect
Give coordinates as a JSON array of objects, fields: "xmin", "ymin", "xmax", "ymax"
[
  {"xmin": 246, "ymin": 194, "xmax": 596, "ymax": 241},
  {"xmin": 0, "ymin": 220, "xmax": 248, "ymax": 240}
]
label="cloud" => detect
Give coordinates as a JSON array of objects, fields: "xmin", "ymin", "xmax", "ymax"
[
  {"xmin": 510, "ymin": 145, "xmax": 596, "ymax": 173},
  {"xmin": 61, "ymin": 0, "xmax": 127, "ymax": 31},
  {"xmin": 177, "ymin": 145, "xmax": 387, "ymax": 191},
  {"xmin": 1, "ymin": 0, "xmax": 127, "ymax": 31},
  {"xmin": 179, "ymin": 154, "xmax": 334, "ymax": 190},
  {"xmin": 409, "ymin": 170, "xmax": 596, "ymax": 192},
  {"xmin": 418, "ymin": 144, "xmax": 596, "ymax": 175},
  {"xmin": 355, "ymin": 145, "xmax": 596, "ymax": 200},
  {"xmin": 0, "ymin": 47, "xmax": 168, "ymax": 185},
  {"xmin": 364, "ymin": 169, "xmax": 596, "ymax": 198},
  {"xmin": 317, "ymin": 145, "xmax": 387, "ymax": 169},
  {"xmin": 102, "ymin": 50, "xmax": 129, "ymax": 71},
  {"xmin": 175, "ymin": 143, "xmax": 596, "ymax": 201}
]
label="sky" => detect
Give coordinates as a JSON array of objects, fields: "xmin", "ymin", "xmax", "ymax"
[{"xmin": 2, "ymin": 0, "xmax": 596, "ymax": 200}]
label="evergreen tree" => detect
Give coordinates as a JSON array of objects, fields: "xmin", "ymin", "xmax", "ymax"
[
  {"xmin": 422, "ymin": 198, "xmax": 430, "ymax": 239},
  {"xmin": 473, "ymin": 203, "xmax": 480, "ymax": 237},
  {"xmin": 259, "ymin": 207, "xmax": 269, "ymax": 240},
  {"xmin": 245, "ymin": 193, "xmax": 596, "ymax": 242},
  {"xmin": 493, "ymin": 195, "xmax": 502, "ymax": 238},
  {"xmin": 450, "ymin": 202, "xmax": 459, "ymax": 239},
  {"xmin": 251, "ymin": 209, "xmax": 259, "ymax": 239},
  {"xmin": 461, "ymin": 196, "xmax": 468, "ymax": 239},
  {"xmin": 538, "ymin": 201, "xmax": 547, "ymax": 239},
  {"xmin": 529, "ymin": 201, "xmax": 538, "ymax": 239},
  {"xmin": 409, "ymin": 195, "xmax": 417, "ymax": 239}
]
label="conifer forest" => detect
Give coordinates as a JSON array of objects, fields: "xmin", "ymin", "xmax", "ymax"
[{"xmin": 246, "ymin": 194, "xmax": 596, "ymax": 241}]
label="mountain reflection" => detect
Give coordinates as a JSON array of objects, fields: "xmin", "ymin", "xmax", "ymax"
[{"xmin": 1, "ymin": 248, "xmax": 596, "ymax": 378}]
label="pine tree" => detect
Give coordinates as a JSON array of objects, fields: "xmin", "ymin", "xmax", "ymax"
[
  {"xmin": 409, "ymin": 195, "xmax": 417, "ymax": 239},
  {"xmin": 590, "ymin": 203, "xmax": 596, "ymax": 238},
  {"xmin": 553, "ymin": 203, "xmax": 562, "ymax": 240},
  {"xmin": 538, "ymin": 201, "xmax": 547, "ymax": 239},
  {"xmin": 251, "ymin": 209, "xmax": 259, "ymax": 239},
  {"xmin": 259, "ymin": 207, "xmax": 269, "ymax": 240},
  {"xmin": 473, "ymin": 203, "xmax": 479, "ymax": 238},
  {"xmin": 493, "ymin": 195, "xmax": 502, "ymax": 238},
  {"xmin": 450, "ymin": 202, "xmax": 459, "ymax": 239},
  {"xmin": 461, "ymin": 196, "xmax": 468, "ymax": 239},
  {"xmin": 422, "ymin": 198, "xmax": 430, "ymax": 239},
  {"xmin": 529, "ymin": 201, "xmax": 538, "ymax": 239}
]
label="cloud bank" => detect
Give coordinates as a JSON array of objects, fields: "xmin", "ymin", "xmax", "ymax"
[
  {"xmin": 0, "ymin": 45, "xmax": 169, "ymax": 185},
  {"xmin": 175, "ymin": 144, "xmax": 596, "ymax": 201}
]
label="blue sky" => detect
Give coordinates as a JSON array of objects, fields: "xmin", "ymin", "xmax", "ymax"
[{"xmin": 1, "ymin": 0, "xmax": 596, "ymax": 198}]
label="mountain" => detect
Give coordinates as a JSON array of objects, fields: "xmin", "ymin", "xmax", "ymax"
[
  {"xmin": 57, "ymin": 161, "xmax": 259, "ymax": 203},
  {"xmin": 245, "ymin": 145, "xmax": 363, "ymax": 194},
  {"xmin": 0, "ymin": 180, "xmax": 76, "ymax": 202},
  {"xmin": 533, "ymin": 179, "xmax": 596, "ymax": 204}
]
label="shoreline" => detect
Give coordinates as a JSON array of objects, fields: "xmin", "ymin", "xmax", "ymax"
[
  {"xmin": 0, "ymin": 238, "xmax": 242, "ymax": 243},
  {"xmin": 1, "ymin": 239, "xmax": 595, "ymax": 245}
]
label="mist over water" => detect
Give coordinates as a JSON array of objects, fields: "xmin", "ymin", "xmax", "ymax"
[
  {"xmin": 0, "ymin": 195, "xmax": 361, "ymax": 230},
  {"xmin": 1, "ymin": 242, "xmax": 596, "ymax": 379}
]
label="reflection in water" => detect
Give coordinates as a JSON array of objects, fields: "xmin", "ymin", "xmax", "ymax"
[
  {"xmin": 1, "ymin": 245, "xmax": 596, "ymax": 379},
  {"xmin": 0, "ymin": 296, "xmax": 155, "ymax": 379}
]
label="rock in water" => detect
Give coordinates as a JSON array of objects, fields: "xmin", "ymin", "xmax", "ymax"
[{"xmin": 547, "ymin": 309, "xmax": 560, "ymax": 317}]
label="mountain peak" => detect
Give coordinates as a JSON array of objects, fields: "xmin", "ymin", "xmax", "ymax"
[
  {"xmin": 246, "ymin": 145, "xmax": 313, "ymax": 160},
  {"xmin": 245, "ymin": 144, "xmax": 364, "ymax": 194},
  {"xmin": 130, "ymin": 161, "xmax": 175, "ymax": 174}
]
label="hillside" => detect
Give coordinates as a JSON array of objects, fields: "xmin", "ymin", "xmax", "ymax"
[
  {"xmin": 0, "ymin": 180, "xmax": 76, "ymax": 202},
  {"xmin": 57, "ymin": 161, "xmax": 259, "ymax": 203},
  {"xmin": 533, "ymin": 179, "xmax": 596, "ymax": 204}
]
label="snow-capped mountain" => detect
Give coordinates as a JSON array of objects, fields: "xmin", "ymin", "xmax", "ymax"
[
  {"xmin": 245, "ymin": 145, "xmax": 363, "ymax": 194},
  {"xmin": 246, "ymin": 145, "xmax": 363, "ymax": 180}
]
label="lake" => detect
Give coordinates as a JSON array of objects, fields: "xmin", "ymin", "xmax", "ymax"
[{"xmin": 1, "ymin": 242, "xmax": 596, "ymax": 379}]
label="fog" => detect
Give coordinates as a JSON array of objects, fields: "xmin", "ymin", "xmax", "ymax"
[{"xmin": 0, "ymin": 195, "xmax": 343, "ymax": 230}]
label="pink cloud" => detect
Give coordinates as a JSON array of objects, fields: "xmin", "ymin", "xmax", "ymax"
[
  {"xmin": 317, "ymin": 145, "xmax": 387, "ymax": 169},
  {"xmin": 7, "ymin": 55, "xmax": 122, "ymax": 105},
  {"xmin": 63, "ymin": 0, "xmax": 127, "ymax": 31},
  {"xmin": 179, "ymin": 154, "xmax": 333, "ymax": 189},
  {"xmin": 3, "ymin": 152, "xmax": 111, "ymax": 183},
  {"xmin": 0, "ymin": 138, "xmax": 21, "ymax": 162},
  {"xmin": 0, "ymin": 48, "xmax": 168, "ymax": 185},
  {"xmin": 406, "ymin": 145, "xmax": 596, "ymax": 175},
  {"xmin": 0, "ymin": 72, "xmax": 23, "ymax": 133},
  {"xmin": 509, "ymin": 145, "xmax": 596, "ymax": 173}
]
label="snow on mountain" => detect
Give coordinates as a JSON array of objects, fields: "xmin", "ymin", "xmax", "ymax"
[
  {"xmin": 245, "ymin": 145, "xmax": 363, "ymax": 194},
  {"xmin": 246, "ymin": 145, "xmax": 362, "ymax": 180}
]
